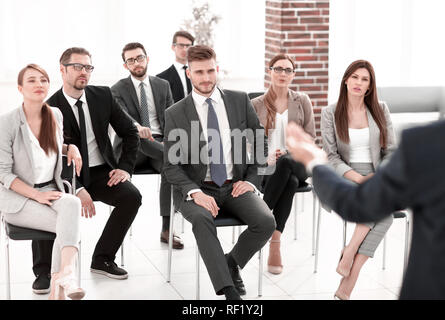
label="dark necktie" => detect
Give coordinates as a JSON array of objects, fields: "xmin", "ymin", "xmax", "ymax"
[
  {"xmin": 183, "ymin": 65, "xmax": 192, "ymax": 94},
  {"xmin": 206, "ymin": 98, "xmax": 227, "ymax": 187},
  {"xmin": 75, "ymin": 99, "xmax": 90, "ymax": 187},
  {"xmin": 139, "ymin": 82, "xmax": 151, "ymax": 128}
]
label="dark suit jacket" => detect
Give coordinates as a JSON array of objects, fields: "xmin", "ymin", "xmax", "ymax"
[
  {"xmin": 312, "ymin": 120, "xmax": 445, "ymax": 299},
  {"xmin": 157, "ymin": 64, "xmax": 192, "ymax": 103},
  {"xmin": 47, "ymin": 86, "xmax": 140, "ymax": 188},
  {"xmin": 111, "ymin": 75, "xmax": 173, "ymax": 158},
  {"xmin": 163, "ymin": 89, "xmax": 268, "ymax": 203}
]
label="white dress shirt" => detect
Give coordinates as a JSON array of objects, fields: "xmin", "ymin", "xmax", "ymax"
[
  {"xmin": 130, "ymin": 76, "xmax": 162, "ymax": 136},
  {"xmin": 62, "ymin": 89, "xmax": 105, "ymax": 167},
  {"xmin": 24, "ymin": 122, "xmax": 58, "ymax": 184},
  {"xmin": 174, "ymin": 61, "xmax": 190, "ymax": 98}
]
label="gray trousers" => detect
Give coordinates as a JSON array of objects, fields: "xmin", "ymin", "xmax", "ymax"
[
  {"xmin": 3, "ymin": 184, "xmax": 81, "ymax": 273},
  {"xmin": 351, "ymin": 163, "xmax": 394, "ymax": 258},
  {"xmin": 176, "ymin": 183, "xmax": 276, "ymax": 294}
]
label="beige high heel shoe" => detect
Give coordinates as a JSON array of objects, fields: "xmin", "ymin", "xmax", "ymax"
[
  {"xmin": 54, "ymin": 268, "xmax": 85, "ymax": 300},
  {"xmin": 267, "ymin": 240, "xmax": 283, "ymax": 274}
]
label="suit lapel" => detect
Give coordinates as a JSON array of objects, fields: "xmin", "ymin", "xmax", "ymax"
[
  {"xmin": 183, "ymin": 95, "xmax": 206, "ymax": 151},
  {"xmin": 148, "ymin": 76, "xmax": 164, "ymax": 123},
  {"xmin": 56, "ymin": 89, "xmax": 81, "ymax": 137},
  {"xmin": 18, "ymin": 107, "xmax": 36, "ymax": 183},
  {"xmin": 171, "ymin": 65, "xmax": 184, "ymax": 99},
  {"xmin": 124, "ymin": 76, "xmax": 140, "ymax": 120},
  {"xmin": 84, "ymin": 87, "xmax": 102, "ymax": 142},
  {"xmin": 219, "ymin": 89, "xmax": 238, "ymax": 131}
]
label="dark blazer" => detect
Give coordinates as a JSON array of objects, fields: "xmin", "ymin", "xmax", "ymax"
[
  {"xmin": 163, "ymin": 89, "xmax": 268, "ymax": 202},
  {"xmin": 111, "ymin": 76, "xmax": 173, "ymax": 158},
  {"xmin": 157, "ymin": 64, "xmax": 192, "ymax": 103},
  {"xmin": 312, "ymin": 120, "xmax": 445, "ymax": 299},
  {"xmin": 47, "ymin": 86, "xmax": 140, "ymax": 188}
]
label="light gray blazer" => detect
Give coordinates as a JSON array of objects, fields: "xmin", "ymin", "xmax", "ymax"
[
  {"xmin": 0, "ymin": 106, "xmax": 65, "ymax": 213},
  {"xmin": 321, "ymin": 102, "xmax": 396, "ymax": 177}
]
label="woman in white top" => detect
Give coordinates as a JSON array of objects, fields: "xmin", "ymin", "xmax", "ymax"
[
  {"xmin": 321, "ymin": 60, "xmax": 396, "ymax": 299},
  {"xmin": 0, "ymin": 64, "xmax": 84, "ymax": 300},
  {"xmin": 252, "ymin": 54, "xmax": 316, "ymax": 274}
]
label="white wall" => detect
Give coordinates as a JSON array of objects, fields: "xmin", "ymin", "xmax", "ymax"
[
  {"xmin": 329, "ymin": 0, "xmax": 445, "ymax": 104},
  {"xmin": 0, "ymin": 0, "xmax": 265, "ymax": 113}
]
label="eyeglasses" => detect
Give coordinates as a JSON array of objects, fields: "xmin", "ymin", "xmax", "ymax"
[
  {"xmin": 269, "ymin": 66, "xmax": 295, "ymax": 75},
  {"xmin": 174, "ymin": 43, "xmax": 192, "ymax": 49},
  {"xmin": 125, "ymin": 55, "xmax": 146, "ymax": 66},
  {"xmin": 64, "ymin": 63, "xmax": 95, "ymax": 73}
]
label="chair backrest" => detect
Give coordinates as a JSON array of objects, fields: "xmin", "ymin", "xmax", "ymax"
[{"xmin": 248, "ymin": 92, "xmax": 264, "ymax": 100}]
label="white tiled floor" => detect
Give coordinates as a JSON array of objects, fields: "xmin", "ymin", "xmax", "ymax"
[{"xmin": 0, "ymin": 174, "xmax": 409, "ymax": 300}]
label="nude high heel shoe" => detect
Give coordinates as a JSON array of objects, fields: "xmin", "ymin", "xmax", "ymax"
[
  {"xmin": 54, "ymin": 267, "xmax": 85, "ymax": 300},
  {"xmin": 267, "ymin": 240, "xmax": 283, "ymax": 274}
]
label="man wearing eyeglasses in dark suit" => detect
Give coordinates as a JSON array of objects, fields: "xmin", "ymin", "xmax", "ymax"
[
  {"xmin": 31, "ymin": 47, "xmax": 141, "ymax": 294},
  {"xmin": 157, "ymin": 31, "xmax": 195, "ymax": 103},
  {"xmin": 111, "ymin": 42, "xmax": 184, "ymax": 249}
]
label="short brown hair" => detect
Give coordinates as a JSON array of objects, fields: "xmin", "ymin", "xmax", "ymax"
[
  {"xmin": 187, "ymin": 45, "xmax": 216, "ymax": 64},
  {"xmin": 173, "ymin": 31, "xmax": 195, "ymax": 45},
  {"xmin": 121, "ymin": 42, "xmax": 147, "ymax": 62},
  {"xmin": 59, "ymin": 47, "xmax": 91, "ymax": 65}
]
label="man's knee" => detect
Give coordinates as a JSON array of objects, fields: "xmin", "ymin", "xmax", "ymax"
[{"xmin": 115, "ymin": 184, "xmax": 142, "ymax": 209}]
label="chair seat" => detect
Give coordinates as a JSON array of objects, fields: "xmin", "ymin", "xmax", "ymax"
[
  {"xmin": 5, "ymin": 223, "xmax": 56, "ymax": 241},
  {"xmin": 291, "ymin": 178, "xmax": 313, "ymax": 193},
  {"xmin": 393, "ymin": 210, "xmax": 408, "ymax": 219},
  {"xmin": 133, "ymin": 166, "xmax": 159, "ymax": 175},
  {"xmin": 214, "ymin": 214, "xmax": 245, "ymax": 227}
]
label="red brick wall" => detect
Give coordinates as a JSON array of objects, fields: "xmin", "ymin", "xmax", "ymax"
[{"xmin": 265, "ymin": 0, "xmax": 329, "ymax": 141}]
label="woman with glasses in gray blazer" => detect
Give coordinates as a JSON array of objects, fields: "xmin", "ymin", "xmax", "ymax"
[
  {"xmin": 0, "ymin": 64, "xmax": 84, "ymax": 300},
  {"xmin": 321, "ymin": 60, "xmax": 396, "ymax": 300},
  {"xmin": 251, "ymin": 54, "xmax": 316, "ymax": 275}
]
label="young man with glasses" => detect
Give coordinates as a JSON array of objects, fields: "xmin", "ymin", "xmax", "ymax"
[
  {"xmin": 111, "ymin": 42, "xmax": 184, "ymax": 249},
  {"xmin": 157, "ymin": 30, "xmax": 195, "ymax": 103},
  {"xmin": 31, "ymin": 47, "xmax": 141, "ymax": 293}
]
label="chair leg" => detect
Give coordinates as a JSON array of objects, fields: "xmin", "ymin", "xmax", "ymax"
[
  {"xmin": 196, "ymin": 245, "xmax": 200, "ymax": 300},
  {"xmin": 312, "ymin": 192, "xmax": 317, "ymax": 256},
  {"xmin": 258, "ymin": 248, "xmax": 263, "ymax": 297},
  {"xmin": 293, "ymin": 194, "xmax": 298, "ymax": 240},
  {"xmin": 78, "ymin": 240, "xmax": 82, "ymax": 288},
  {"xmin": 167, "ymin": 189, "xmax": 175, "ymax": 283},
  {"xmin": 5, "ymin": 232, "xmax": 11, "ymax": 300},
  {"xmin": 343, "ymin": 220, "xmax": 347, "ymax": 247},
  {"xmin": 403, "ymin": 217, "xmax": 410, "ymax": 276},
  {"xmin": 382, "ymin": 235, "xmax": 387, "ymax": 270},
  {"xmin": 314, "ymin": 202, "xmax": 322, "ymax": 273},
  {"xmin": 181, "ymin": 215, "xmax": 185, "ymax": 234},
  {"xmin": 232, "ymin": 227, "xmax": 236, "ymax": 244}
]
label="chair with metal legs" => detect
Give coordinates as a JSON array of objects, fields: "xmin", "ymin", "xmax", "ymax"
[
  {"xmin": 313, "ymin": 206, "xmax": 410, "ymax": 274},
  {"xmin": 166, "ymin": 188, "xmax": 264, "ymax": 299},
  {"xmin": 1, "ymin": 159, "xmax": 81, "ymax": 300}
]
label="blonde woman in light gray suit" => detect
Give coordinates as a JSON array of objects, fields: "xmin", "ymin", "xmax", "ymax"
[
  {"xmin": 0, "ymin": 64, "xmax": 84, "ymax": 300},
  {"xmin": 321, "ymin": 60, "xmax": 396, "ymax": 300}
]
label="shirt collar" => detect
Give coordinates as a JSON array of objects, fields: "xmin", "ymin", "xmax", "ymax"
[
  {"xmin": 192, "ymin": 87, "xmax": 221, "ymax": 108},
  {"xmin": 62, "ymin": 87, "xmax": 86, "ymax": 108},
  {"xmin": 131, "ymin": 75, "xmax": 149, "ymax": 89},
  {"xmin": 174, "ymin": 61, "xmax": 188, "ymax": 72}
]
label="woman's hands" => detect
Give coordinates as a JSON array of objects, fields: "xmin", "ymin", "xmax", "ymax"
[{"xmin": 66, "ymin": 144, "xmax": 82, "ymax": 177}]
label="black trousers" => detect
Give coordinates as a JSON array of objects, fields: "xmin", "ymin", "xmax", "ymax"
[
  {"xmin": 32, "ymin": 164, "xmax": 142, "ymax": 275},
  {"xmin": 262, "ymin": 154, "xmax": 308, "ymax": 233},
  {"xmin": 135, "ymin": 135, "xmax": 171, "ymax": 217}
]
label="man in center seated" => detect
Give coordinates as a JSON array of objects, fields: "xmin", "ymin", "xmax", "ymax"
[{"xmin": 163, "ymin": 45, "xmax": 276, "ymax": 300}]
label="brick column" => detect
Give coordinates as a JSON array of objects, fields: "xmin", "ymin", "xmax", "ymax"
[{"xmin": 265, "ymin": 0, "xmax": 329, "ymax": 141}]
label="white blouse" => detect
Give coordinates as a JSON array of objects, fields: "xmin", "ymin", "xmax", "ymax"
[
  {"xmin": 25, "ymin": 122, "xmax": 58, "ymax": 184},
  {"xmin": 268, "ymin": 110, "xmax": 288, "ymax": 157},
  {"xmin": 348, "ymin": 127, "xmax": 372, "ymax": 163}
]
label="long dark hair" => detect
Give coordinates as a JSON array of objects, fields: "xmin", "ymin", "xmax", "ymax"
[
  {"xmin": 18, "ymin": 64, "xmax": 58, "ymax": 155},
  {"xmin": 334, "ymin": 60, "xmax": 388, "ymax": 148},
  {"xmin": 264, "ymin": 54, "xmax": 296, "ymax": 136}
]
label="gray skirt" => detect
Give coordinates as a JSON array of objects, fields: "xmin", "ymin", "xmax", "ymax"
[{"xmin": 350, "ymin": 162, "xmax": 393, "ymax": 258}]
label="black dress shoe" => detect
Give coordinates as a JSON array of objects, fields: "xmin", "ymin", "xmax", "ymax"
[
  {"xmin": 225, "ymin": 254, "xmax": 246, "ymax": 296},
  {"xmin": 90, "ymin": 259, "xmax": 128, "ymax": 280},
  {"xmin": 32, "ymin": 273, "xmax": 51, "ymax": 294}
]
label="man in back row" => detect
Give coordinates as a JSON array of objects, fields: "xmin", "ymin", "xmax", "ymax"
[
  {"xmin": 157, "ymin": 30, "xmax": 194, "ymax": 103},
  {"xmin": 111, "ymin": 42, "xmax": 184, "ymax": 249}
]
